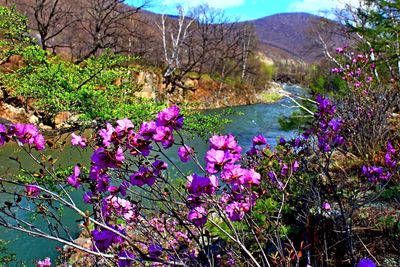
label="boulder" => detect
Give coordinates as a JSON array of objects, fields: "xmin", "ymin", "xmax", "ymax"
[
  {"xmin": 28, "ymin": 114, "xmax": 39, "ymax": 125},
  {"xmin": 54, "ymin": 111, "xmax": 72, "ymax": 128}
]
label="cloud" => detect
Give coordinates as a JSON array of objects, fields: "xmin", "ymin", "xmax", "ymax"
[
  {"xmin": 288, "ymin": 0, "xmax": 360, "ymax": 16},
  {"xmin": 162, "ymin": 0, "xmax": 245, "ymax": 9}
]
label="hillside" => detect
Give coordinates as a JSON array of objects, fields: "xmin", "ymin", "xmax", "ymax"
[
  {"xmin": 0, "ymin": 1, "xmax": 348, "ymax": 65},
  {"xmin": 250, "ymin": 12, "xmax": 349, "ymax": 63}
]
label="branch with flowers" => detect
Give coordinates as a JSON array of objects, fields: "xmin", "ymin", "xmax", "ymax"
[{"xmin": 0, "ymin": 64, "xmax": 399, "ymax": 266}]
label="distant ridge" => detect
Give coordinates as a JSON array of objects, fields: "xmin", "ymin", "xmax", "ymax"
[{"xmin": 249, "ymin": 12, "xmax": 346, "ymax": 63}]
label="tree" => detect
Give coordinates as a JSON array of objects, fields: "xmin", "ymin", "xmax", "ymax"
[
  {"xmin": 17, "ymin": 0, "xmax": 77, "ymax": 51},
  {"xmin": 156, "ymin": 4, "xmax": 256, "ymax": 97},
  {"xmin": 74, "ymin": 0, "xmax": 150, "ymax": 62},
  {"xmin": 337, "ymin": 0, "xmax": 400, "ymax": 79}
]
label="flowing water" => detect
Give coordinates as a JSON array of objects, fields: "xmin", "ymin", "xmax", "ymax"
[{"xmin": 0, "ymin": 84, "xmax": 305, "ymax": 265}]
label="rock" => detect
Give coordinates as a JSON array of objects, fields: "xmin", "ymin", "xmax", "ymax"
[
  {"xmin": 28, "ymin": 114, "xmax": 39, "ymax": 125},
  {"xmin": 134, "ymin": 71, "xmax": 158, "ymax": 99},
  {"xmin": 0, "ymin": 88, "xmax": 4, "ymax": 100},
  {"xmin": 0, "ymin": 118, "xmax": 12, "ymax": 125},
  {"xmin": 69, "ymin": 114, "xmax": 82, "ymax": 123},
  {"xmin": 39, "ymin": 123, "xmax": 53, "ymax": 131},
  {"xmin": 54, "ymin": 111, "xmax": 72, "ymax": 127}
]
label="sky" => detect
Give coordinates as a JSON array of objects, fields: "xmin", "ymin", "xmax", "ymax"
[{"xmin": 128, "ymin": 0, "xmax": 360, "ymax": 21}]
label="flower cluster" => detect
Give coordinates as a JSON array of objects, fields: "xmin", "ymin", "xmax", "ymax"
[
  {"xmin": 37, "ymin": 257, "xmax": 51, "ymax": 267},
  {"xmin": 91, "ymin": 225, "xmax": 125, "ymax": 252},
  {"xmin": 333, "ymin": 47, "xmax": 376, "ymax": 90},
  {"xmin": 101, "ymin": 196, "xmax": 138, "ymax": 223},
  {"xmin": 311, "ymin": 95, "xmax": 345, "ymax": 152},
  {"xmin": 184, "ymin": 134, "xmax": 263, "ymax": 224},
  {"xmin": 361, "ymin": 141, "xmax": 398, "ymax": 183},
  {"xmin": 0, "ymin": 123, "xmax": 45, "ymax": 150},
  {"xmin": 81, "ymin": 107, "xmax": 183, "ymax": 202},
  {"xmin": 247, "ymin": 134, "xmax": 269, "ymax": 156}
]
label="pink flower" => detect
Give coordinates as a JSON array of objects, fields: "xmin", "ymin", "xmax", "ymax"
[
  {"xmin": 209, "ymin": 134, "xmax": 240, "ymax": 151},
  {"xmin": 322, "ymin": 202, "xmax": 331, "ymax": 210},
  {"xmin": 187, "ymin": 206, "xmax": 207, "ymax": 227},
  {"xmin": 115, "ymin": 118, "xmax": 134, "ymax": 134},
  {"xmin": 26, "ymin": 183, "xmax": 41, "ymax": 197},
  {"xmin": 66, "ymin": 165, "xmax": 81, "ymax": 188},
  {"xmin": 153, "ymin": 126, "xmax": 174, "ymax": 149},
  {"xmin": 71, "ymin": 133, "xmax": 87, "ymax": 148},
  {"xmin": 156, "ymin": 105, "xmax": 184, "ymax": 130},
  {"xmin": 238, "ymin": 169, "xmax": 261, "ymax": 186},
  {"xmin": 187, "ymin": 174, "xmax": 218, "ymax": 196},
  {"xmin": 335, "ymin": 47, "xmax": 344, "ymax": 53},
  {"xmin": 37, "ymin": 257, "xmax": 51, "ymax": 267},
  {"xmin": 221, "ymin": 165, "xmax": 245, "ymax": 183},
  {"xmin": 205, "ymin": 149, "xmax": 233, "ymax": 174},
  {"xmin": 252, "ymin": 134, "xmax": 267, "ymax": 146},
  {"xmin": 130, "ymin": 166, "xmax": 156, "ymax": 187},
  {"xmin": 98, "ymin": 123, "xmax": 115, "ymax": 147},
  {"xmin": 178, "ymin": 145, "xmax": 194, "ymax": 162},
  {"xmin": 10, "ymin": 124, "xmax": 45, "ymax": 150}
]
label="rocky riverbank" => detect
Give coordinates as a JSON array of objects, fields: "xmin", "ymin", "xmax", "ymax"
[{"xmin": 0, "ymin": 75, "xmax": 286, "ymax": 131}]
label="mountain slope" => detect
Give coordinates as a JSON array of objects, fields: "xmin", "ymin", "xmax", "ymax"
[{"xmin": 250, "ymin": 12, "xmax": 348, "ymax": 63}]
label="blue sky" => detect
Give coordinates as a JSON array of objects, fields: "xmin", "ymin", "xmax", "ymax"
[{"xmin": 128, "ymin": 0, "xmax": 359, "ymax": 21}]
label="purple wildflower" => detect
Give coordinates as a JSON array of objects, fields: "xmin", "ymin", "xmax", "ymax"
[
  {"xmin": 152, "ymin": 160, "xmax": 168, "ymax": 175},
  {"xmin": 0, "ymin": 124, "xmax": 7, "ymax": 146},
  {"xmin": 71, "ymin": 133, "xmax": 87, "ymax": 148},
  {"xmin": 357, "ymin": 258, "xmax": 376, "ymax": 267},
  {"xmin": 156, "ymin": 105, "xmax": 184, "ymax": 129},
  {"xmin": 130, "ymin": 166, "xmax": 156, "ymax": 187},
  {"xmin": 115, "ymin": 118, "xmax": 134, "ymax": 134},
  {"xmin": 153, "ymin": 126, "xmax": 174, "ymax": 149},
  {"xmin": 99, "ymin": 123, "xmax": 115, "ymax": 147},
  {"xmin": 178, "ymin": 145, "xmax": 194, "ymax": 163},
  {"xmin": 118, "ymin": 250, "xmax": 135, "ymax": 267},
  {"xmin": 91, "ymin": 147, "xmax": 124, "ymax": 169},
  {"xmin": 37, "ymin": 257, "xmax": 51, "ymax": 267},
  {"xmin": 187, "ymin": 174, "xmax": 218, "ymax": 196},
  {"xmin": 66, "ymin": 165, "xmax": 81, "ymax": 188},
  {"xmin": 187, "ymin": 206, "xmax": 207, "ymax": 227},
  {"xmin": 148, "ymin": 244, "xmax": 163, "ymax": 258},
  {"xmin": 26, "ymin": 183, "xmax": 41, "ymax": 197},
  {"xmin": 292, "ymin": 161, "xmax": 300, "ymax": 172},
  {"xmin": 91, "ymin": 227, "xmax": 124, "ymax": 252},
  {"xmin": 83, "ymin": 191, "xmax": 93, "ymax": 203},
  {"xmin": 138, "ymin": 121, "xmax": 157, "ymax": 140},
  {"xmin": 225, "ymin": 201, "xmax": 245, "ymax": 221}
]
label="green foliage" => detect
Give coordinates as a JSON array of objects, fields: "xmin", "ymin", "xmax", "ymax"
[
  {"xmin": 260, "ymin": 62, "xmax": 276, "ymax": 82},
  {"xmin": 0, "ymin": 240, "xmax": 16, "ymax": 265},
  {"xmin": 0, "ymin": 6, "xmax": 31, "ymax": 60},
  {"xmin": 1, "ymin": 49, "xmax": 160, "ymax": 121},
  {"xmin": 348, "ymin": 0, "xmax": 400, "ymax": 79},
  {"xmin": 260, "ymin": 91, "xmax": 282, "ymax": 103},
  {"xmin": 182, "ymin": 111, "xmax": 231, "ymax": 140}
]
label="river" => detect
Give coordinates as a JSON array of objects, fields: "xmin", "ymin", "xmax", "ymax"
[{"xmin": 0, "ymin": 84, "xmax": 305, "ymax": 265}]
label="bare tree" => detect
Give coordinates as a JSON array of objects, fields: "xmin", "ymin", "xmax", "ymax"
[
  {"xmin": 74, "ymin": 0, "xmax": 150, "ymax": 62},
  {"xmin": 32, "ymin": 0, "xmax": 76, "ymax": 51},
  {"xmin": 156, "ymin": 6, "xmax": 195, "ymax": 93},
  {"xmin": 156, "ymin": 4, "xmax": 256, "ymax": 96}
]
